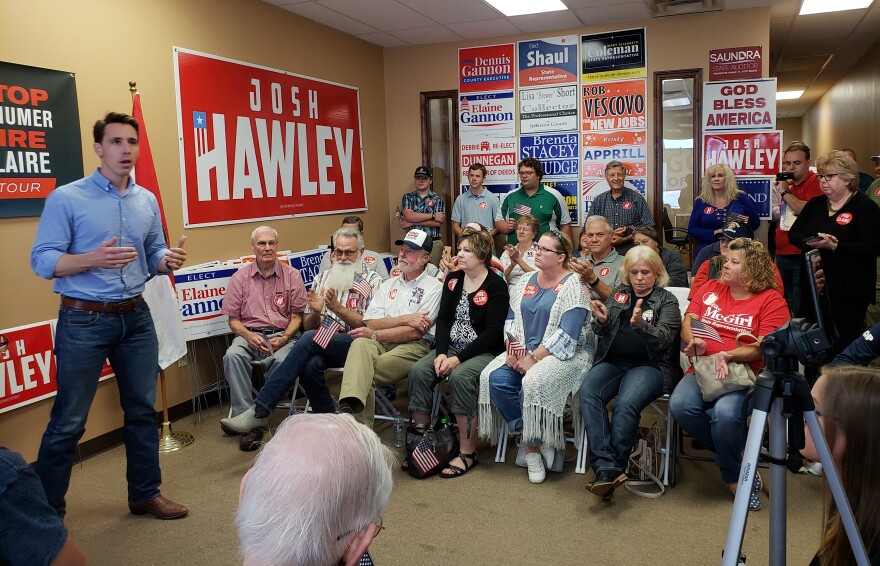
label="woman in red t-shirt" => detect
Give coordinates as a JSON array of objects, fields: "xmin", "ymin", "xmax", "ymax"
[{"xmin": 670, "ymin": 239, "xmax": 790, "ymax": 511}]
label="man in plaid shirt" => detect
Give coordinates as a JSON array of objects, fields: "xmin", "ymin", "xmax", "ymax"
[
  {"xmin": 400, "ymin": 165, "xmax": 445, "ymax": 265},
  {"xmin": 588, "ymin": 160, "xmax": 654, "ymax": 255},
  {"xmin": 221, "ymin": 227, "xmax": 383, "ymax": 433}
]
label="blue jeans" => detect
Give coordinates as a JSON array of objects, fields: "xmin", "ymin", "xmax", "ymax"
[
  {"xmin": 488, "ymin": 364, "xmax": 526, "ymax": 437},
  {"xmin": 580, "ymin": 361, "xmax": 664, "ymax": 474},
  {"xmin": 775, "ymin": 254, "xmax": 801, "ymax": 315},
  {"xmin": 668, "ymin": 373, "xmax": 750, "ymax": 484},
  {"xmin": 37, "ymin": 303, "xmax": 161, "ymax": 516},
  {"xmin": 255, "ymin": 330, "xmax": 352, "ymax": 415}
]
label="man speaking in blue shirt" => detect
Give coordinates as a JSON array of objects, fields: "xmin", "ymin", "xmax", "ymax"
[{"xmin": 30, "ymin": 112, "xmax": 189, "ymax": 520}]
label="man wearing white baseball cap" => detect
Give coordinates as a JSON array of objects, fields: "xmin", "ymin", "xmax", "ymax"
[{"xmin": 337, "ymin": 229, "xmax": 443, "ymax": 426}]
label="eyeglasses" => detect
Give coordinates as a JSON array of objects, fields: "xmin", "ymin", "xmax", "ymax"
[
  {"xmin": 254, "ymin": 240, "xmax": 277, "ymax": 248},
  {"xmin": 816, "ymin": 173, "xmax": 840, "ymax": 182},
  {"xmin": 535, "ymin": 245, "xmax": 563, "ymax": 255},
  {"xmin": 518, "ymin": 170, "xmax": 536, "ymax": 177},
  {"xmin": 333, "ymin": 249, "xmax": 359, "ymax": 258},
  {"xmin": 336, "ymin": 516, "xmax": 384, "ymax": 542}
]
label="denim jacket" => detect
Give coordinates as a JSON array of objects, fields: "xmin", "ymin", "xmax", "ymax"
[{"xmin": 591, "ymin": 284, "xmax": 683, "ymax": 391}]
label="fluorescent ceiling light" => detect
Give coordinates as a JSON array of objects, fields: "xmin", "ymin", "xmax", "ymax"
[
  {"xmin": 663, "ymin": 97, "xmax": 691, "ymax": 108},
  {"xmin": 777, "ymin": 90, "xmax": 805, "ymax": 100},
  {"xmin": 484, "ymin": 0, "xmax": 568, "ymax": 17},
  {"xmin": 799, "ymin": 0, "xmax": 872, "ymax": 15}
]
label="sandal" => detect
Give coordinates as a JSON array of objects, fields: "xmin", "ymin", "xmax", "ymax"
[
  {"xmin": 400, "ymin": 458, "xmax": 409, "ymax": 471},
  {"xmin": 439, "ymin": 452, "xmax": 478, "ymax": 479}
]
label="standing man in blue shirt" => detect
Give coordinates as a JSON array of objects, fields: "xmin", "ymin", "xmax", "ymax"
[
  {"xmin": 400, "ymin": 166, "xmax": 445, "ymax": 265},
  {"xmin": 451, "ymin": 162, "xmax": 500, "ymax": 237},
  {"xmin": 30, "ymin": 112, "xmax": 189, "ymax": 520}
]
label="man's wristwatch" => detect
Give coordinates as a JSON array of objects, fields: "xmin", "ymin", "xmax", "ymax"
[
  {"xmin": 431, "ymin": 212, "xmax": 436, "ymax": 220},
  {"xmin": 780, "ymin": 190, "xmax": 790, "ymax": 199}
]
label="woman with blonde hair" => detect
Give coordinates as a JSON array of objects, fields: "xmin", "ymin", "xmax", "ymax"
[
  {"xmin": 802, "ymin": 365, "xmax": 880, "ymax": 565},
  {"xmin": 670, "ymin": 238, "xmax": 790, "ymax": 511},
  {"xmin": 688, "ymin": 163, "xmax": 761, "ymax": 256},
  {"xmin": 479, "ymin": 230, "xmax": 594, "ymax": 484},
  {"xmin": 580, "ymin": 246, "xmax": 682, "ymax": 499}
]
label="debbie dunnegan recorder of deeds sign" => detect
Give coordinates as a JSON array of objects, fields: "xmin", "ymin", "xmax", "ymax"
[{"xmin": 174, "ymin": 48, "xmax": 367, "ymax": 228}]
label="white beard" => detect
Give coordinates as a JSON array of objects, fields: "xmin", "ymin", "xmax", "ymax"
[{"xmin": 323, "ymin": 256, "xmax": 362, "ymax": 295}]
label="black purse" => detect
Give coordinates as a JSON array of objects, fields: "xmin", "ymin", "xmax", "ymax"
[{"xmin": 405, "ymin": 418, "xmax": 459, "ymax": 479}]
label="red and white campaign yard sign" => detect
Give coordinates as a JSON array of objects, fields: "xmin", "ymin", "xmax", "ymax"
[
  {"xmin": 174, "ymin": 48, "xmax": 367, "ymax": 227},
  {"xmin": 0, "ymin": 321, "xmax": 56, "ymax": 413},
  {"xmin": 704, "ymin": 131, "xmax": 782, "ymax": 176}
]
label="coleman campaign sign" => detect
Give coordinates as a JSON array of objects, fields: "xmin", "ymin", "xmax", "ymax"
[
  {"xmin": 174, "ymin": 48, "xmax": 367, "ymax": 227},
  {"xmin": 0, "ymin": 62, "xmax": 83, "ymax": 218},
  {"xmin": 581, "ymin": 29, "xmax": 646, "ymax": 83}
]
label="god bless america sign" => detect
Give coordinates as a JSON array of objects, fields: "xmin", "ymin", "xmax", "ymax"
[{"xmin": 174, "ymin": 48, "xmax": 367, "ymax": 227}]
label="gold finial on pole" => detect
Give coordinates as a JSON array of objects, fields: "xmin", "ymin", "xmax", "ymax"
[{"xmin": 129, "ymin": 81, "xmax": 137, "ymax": 94}]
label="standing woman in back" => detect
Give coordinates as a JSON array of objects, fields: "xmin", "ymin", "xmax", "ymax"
[{"xmin": 688, "ymin": 163, "xmax": 761, "ymax": 257}]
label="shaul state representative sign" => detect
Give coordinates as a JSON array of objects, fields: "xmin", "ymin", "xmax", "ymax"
[
  {"xmin": 173, "ymin": 48, "xmax": 367, "ymax": 228},
  {"xmin": 517, "ymin": 36, "xmax": 578, "ymax": 88},
  {"xmin": 0, "ymin": 62, "xmax": 83, "ymax": 218}
]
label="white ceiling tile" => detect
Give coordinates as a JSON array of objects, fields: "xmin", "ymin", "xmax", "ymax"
[
  {"xmin": 790, "ymin": 11, "xmax": 863, "ymax": 37},
  {"xmin": 573, "ymin": 2, "xmax": 651, "ymax": 26},
  {"xmin": 318, "ymin": 0, "xmax": 435, "ymax": 31},
  {"xmin": 508, "ymin": 10, "xmax": 583, "ymax": 33},
  {"xmin": 389, "ymin": 25, "xmax": 464, "ymax": 44},
  {"xmin": 282, "ymin": 2, "xmax": 379, "ymax": 34},
  {"xmin": 782, "ymin": 36, "xmax": 844, "ymax": 58},
  {"xmin": 356, "ymin": 31, "xmax": 410, "ymax": 47},
  {"xmin": 264, "ymin": 0, "xmax": 311, "ymax": 5},
  {"xmin": 396, "ymin": 0, "xmax": 502, "ymax": 24},
  {"xmin": 561, "ymin": 0, "xmax": 628, "ymax": 8},
  {"xmin": 446, "ymin": 18, "xmax": 522, "ymax": 39}
]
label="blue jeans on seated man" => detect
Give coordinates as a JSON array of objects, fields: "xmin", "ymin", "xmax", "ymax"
[
  {"xmin": 254, "ymin": 330, "xmax": 353, "ymax": 417},
  {"xmin": 668, "ymin": 373, "xmax": 750, "ymax": 484},
  {"xmin": 37, "ymin": 303, "xmax": 161, "ymax": 517},
  {"xmin": 488, "ymin": 364, "xmax": 527, "ymax": 438},
  {"xmin": 580, "ymin": 361, "xmax": 664, "ymax": 474}
]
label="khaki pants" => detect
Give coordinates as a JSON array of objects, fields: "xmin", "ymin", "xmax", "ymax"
[{"xmin": 339, "ymin": 337, "xmax": 431, "ymax": 427}]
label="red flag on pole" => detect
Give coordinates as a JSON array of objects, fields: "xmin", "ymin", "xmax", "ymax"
[
  {"xmin": 131, "ymin": 92, "xmax": 169, "ymax": 240},
  {"xmin": 131, "ymin": 87, "xmax": 187, "ymax": 370}
]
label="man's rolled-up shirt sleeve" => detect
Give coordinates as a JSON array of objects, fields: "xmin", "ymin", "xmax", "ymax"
[{"xmin": 30, "ymin": 192, "xmax": 72, "ymax": 280}]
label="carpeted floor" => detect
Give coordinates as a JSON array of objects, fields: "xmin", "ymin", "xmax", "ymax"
[{"xmin": 62, "ymin": 402, "xmax": 825, "ymax": 565}]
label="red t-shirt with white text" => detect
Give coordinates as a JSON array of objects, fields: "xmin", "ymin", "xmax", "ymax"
[{"xmin": 686, "ymin": 280, "xmax": 791, "ymax": 373}]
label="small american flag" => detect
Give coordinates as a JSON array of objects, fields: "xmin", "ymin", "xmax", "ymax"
[
  {"xmin": 352, "ymin": 275, "xmax": 373, "ymax": 299},
  {"xmin": 193, "ymin": 111, "xmax": 208, "ymax": 156},
  {"xmin": 513, "ymin": 203, "xmax": 532, "ymax": 216},
  {"xmin": 507, "ymin": 332, "xmax": 526, "ymax": 358},
  {"xmin": 691, "ymin": 319, "xmax": 723, "ymax": 343},
  {"xmin": 313, "ymin": 316, "xmax": 342, "ymax": 348},
  {"xmin": 411, "ymin": 436, "xmax": 440, "ymax": 474}
]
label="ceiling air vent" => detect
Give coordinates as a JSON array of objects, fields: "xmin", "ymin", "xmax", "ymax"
[{"xmin": 647, "ymin": 0, "xmax": 722, "ymax": 17}]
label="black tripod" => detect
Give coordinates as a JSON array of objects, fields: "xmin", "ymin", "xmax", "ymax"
[{"xmin": 721, "ymin": 355, "xmax": 870, "ymax": 565}]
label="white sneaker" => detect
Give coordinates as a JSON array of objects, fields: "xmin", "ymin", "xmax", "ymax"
[
  {"xmin": 799, "ymin": 461, "xmax": 824, "ymax": 476},
  {"xmin": 525, "ymin": 452, "xmax": 546, "ymax": 484},
  {"xmin": 541, "ymin": 445, "xmax": 556, "ymax": 469},
  {"xmin": 220, "ymin": 405, "xmax": 268, "ymax": 434}
]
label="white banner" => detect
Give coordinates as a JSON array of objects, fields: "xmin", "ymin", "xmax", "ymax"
[
  {"xmin": 703, "ymin": 78, "xmax": 776, "ymax": 132},
  {"xmin": 519, "ymin": 85, "xmax": 578, "ymax": 134}
]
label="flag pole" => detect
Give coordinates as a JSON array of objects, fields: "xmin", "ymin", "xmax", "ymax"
[{"xmin": 131, "ymin": 80, "xmax": 194, "ymax": 453}]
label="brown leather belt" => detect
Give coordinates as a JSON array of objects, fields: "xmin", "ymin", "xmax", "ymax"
[{"xmin": 61, "ymin": 295, "xmax": 144, "ymax": 313}]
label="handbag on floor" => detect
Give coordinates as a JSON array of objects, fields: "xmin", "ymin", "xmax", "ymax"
[
  {"xmin": 405, "ymin": 419, "xmax": 459, "ymax": 479},
  {"xmin": 624, "ymin": 423, "xmax": 665, "ymax": 498},
  {"xmin": 690, "ymin": 332, "xmax": 758, "ymax": 402}
]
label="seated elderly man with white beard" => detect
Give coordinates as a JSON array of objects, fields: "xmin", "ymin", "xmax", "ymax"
[{"xmin": 221, "ymin": 227, "xmax": 384, "ymax": 433}]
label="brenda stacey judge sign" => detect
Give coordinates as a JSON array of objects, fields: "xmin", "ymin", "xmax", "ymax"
[
  {"xmin": 174, "ymin": 48, "xmax": 367, "ymax": 228},
  {"xmin": 519, "ymin": 85, "xmax": 578, "ymax": 134},
  {"xmin": 0, "ymin": 62, "xmax": 83, "ymax": 218},
  {"xmin": 518, "ymin": 36, "xmax": 578, "ymax": 88},
  {"xmin": 520, "ymin": 133, "xmax": 578, "ymax": 179}
]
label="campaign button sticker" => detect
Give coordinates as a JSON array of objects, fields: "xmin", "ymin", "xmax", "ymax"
[
  {"xmin": 614, "ymin": 292, "xmax": 628, "ymax": 303},
  {"xmin": 391, "ymin": 267, "xmax": 403, "ymax": 277},
  {"xmin": 622, "ymin": 201, "xmax": 632, "ymax": 210},
  {"xmin": 836, "ymin": 212, "xmax": 852, "ymax": 225},
  {"xmin": 448, "ymin": 279, "xmax": 457, "ymax": 292},
  {"xmin": 552, "ymin": 283, "xmax": 564, "ymax": 294},
  {"xmin": 705, "ymin": 206, "xmax": 715, "ymax": 214},
  {"xmin": 274, "ymin": 292, "xmax": 286, "ymax": 307},
  {"xmin": 364, "ymin": 256, "xmax": 376, "ymax": 265},
  {"xmin": 702, "ymin": 292, "xmax": 718, "ymax": 305},
  {"xmin": 479, "ymin": 201, "xmax": 487, "ymax": 209},
  {"xmin": 347, "ymin": 296, "xmax": 360, "ymax": 309},
  {"xmin": 598, "ymin": 267, "xmax": 610, "ymax": 276},
  {"xmin": 473, "ymin": 290, "xmax": 488, "ymax": 305},
  {"xmin": 524, "ymin": 284, "xmax": 538, "ymax": 297}
]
